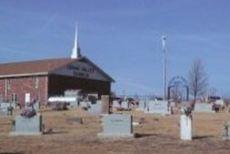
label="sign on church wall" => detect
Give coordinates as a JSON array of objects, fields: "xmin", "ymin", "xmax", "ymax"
[{"xmin": 51, "ymin": 61, "xmax": 110, "ymax": 81}]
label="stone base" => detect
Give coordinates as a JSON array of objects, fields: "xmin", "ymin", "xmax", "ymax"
[
  {"xmin": 10, "ymin": 132, "xmax": 42, "ymax": 136},
  {"xmin": 98, "ymin": 133, "xmax": 134, "ymax": 138}
]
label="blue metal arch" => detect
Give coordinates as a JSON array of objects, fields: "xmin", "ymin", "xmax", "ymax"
[
  {"xmin": 168, "ymin": 76, "xmax": 188, "ymax": 88},
  {"xmin": 168, "ymin": 76, "xmax": 189, "ymax": 101}
]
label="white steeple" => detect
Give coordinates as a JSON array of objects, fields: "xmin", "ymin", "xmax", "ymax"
[{"xmin": 71, "ymin": 23, "xmax": 81, "ymax": 59}]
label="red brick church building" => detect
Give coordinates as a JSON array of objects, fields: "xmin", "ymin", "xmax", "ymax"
[
  {"xmin": 0, "ymin": 25, "xmax": 115, "ymax": 106},
  {"xmin": 0, "ymin": 56, "xmax": 114, "ymax": 106}
]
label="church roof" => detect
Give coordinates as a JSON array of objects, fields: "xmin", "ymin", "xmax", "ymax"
[{"xmin": 0, "ymin": 57, "xmax": 114, "ymax": 82}]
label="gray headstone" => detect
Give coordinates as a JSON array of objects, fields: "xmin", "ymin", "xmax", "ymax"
[
  {"xmin": 137, "ymin": 100, "xmax": 146, "ymax": 111},
  {"xmin": 98, "ymin": 114, "xmax": 133, "ymax": 138},
  {"xmin": 194, "ymin": 103, "xmax": 214, "ymax": 113},
  {"xmin": 80, "ymin": 101, "xmax": 90, "ymax": 108},
  {"xmin": 0, "ymin": 102, "xmax": 14, "ymax": 116},
  {"xmin": 144, "ymin": 100, "xmax": 169, "ymax": 115},
  {"xmin": 10, "ymin": 114, "xmax": 43, "ymax": 136},
  {"xmin": 0, "ymin": 107, "xmax": 8, "ymax": 116},
  {"xmin": 88, "ymin": 101, "xmax": 102, "ymax": 115}
]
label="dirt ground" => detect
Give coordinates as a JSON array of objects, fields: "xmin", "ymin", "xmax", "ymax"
[{"xmin": 0, "ymin": 108, "xmax": 230, "ymax": 154}]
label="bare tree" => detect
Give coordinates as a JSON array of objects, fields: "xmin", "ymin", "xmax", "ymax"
[
  {"xmin": 208, "ymin": 87, "xmax": 218, "ymax": 96},
  {"xmin": 188, "ymin": 59, "xmax": 208, "ymax": 101}
]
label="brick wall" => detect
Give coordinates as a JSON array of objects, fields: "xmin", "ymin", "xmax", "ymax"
[{"xmin": 0, "ymin": 76, "xmax": 48, "ymax": 106}]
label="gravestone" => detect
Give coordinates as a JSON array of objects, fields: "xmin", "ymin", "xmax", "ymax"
[
  {"xmin": 101, "ymin": 95, "xmax": 110, "ymax": 114},
  {"xmin": 112, "ymin": 100, "xmax": 121, "ymax": 109},
  {"xmin": 88, "ymin": 101, "xmax": 102, "ymax": 115},
  {"xmin": 180, "ymin": 115, "xmax": 192, "ymax": 140},
  {"xmin": 180, "ymin": 107, "xmax": 192, "ymax": 140},
  {"xmin": 194, "ymin": 103, "xmax": 214, "ymax": 113},
  {"xmin": 98, "ymin": 114, "xmax": 133, "ymax": 138},
  {"xmin": 80, "ymin": 101, "xmax": 90, "ymax": 109},
  {"xmin": 137, "ymin": 100, "xmax": 146, "ymax": 111},
  {"xmin": 121, "ymin": 101, "xmax": 129, "ymax": 110},
  {"xmin": 144, "ymin": 100, "xmax": 169, "ymax": 115},
  {"xmin": 10, "ymin": 113, "xmax": 43, "ymax": 136},
  {"xmin": 0, "ymin": 102, "xmax": 14, "ymax": 116},
  {"xmin": 0, "ymin": 105, "xmax": 8, "ymax": 116}
]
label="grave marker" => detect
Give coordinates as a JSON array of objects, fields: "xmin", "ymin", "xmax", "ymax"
[
  {"xmin": 121, "ymin": 101, "xmax": 129, "ymax": 110},
  {"xmin": 98, "ymin": 114, "xmax": 133, "ymax": 138},
  {"xmin": 88, "ymin": 101, "xmax": 102, "ymax": 115},
  {"xmin": 0, "ymin": 102, "xmax": 14, "ymax": 116},
  {"xmin": 137, "ymin": 100, "xmax": 146, "ymax": 111},
  {"xmin": 10, "ymin": 113, "xmax": 43, "ymax": 136},
  {"xmin": 194, "ymin": 103, "xmax": 214, "ymax": 113},
  {"xmin": 144, "ymin": 100, "xmax": 169, "ymax": 115},
  {"xmin": 180, "ymin": 115, "xmax": 192, "ymax": 140},
  {"xmin": 180, "ymin": 107, "xmax": 192, "ymax": 140}
]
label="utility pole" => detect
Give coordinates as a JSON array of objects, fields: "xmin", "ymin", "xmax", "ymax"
[{"xmin": 162, "ymin": 35, "xmax": 167, "ymax": 100}]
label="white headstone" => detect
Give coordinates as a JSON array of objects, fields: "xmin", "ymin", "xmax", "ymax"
[
  {"xmin": 144, "ymin": 100, "xmax": 169, "ymax": 115},
  {"xmin": 194, "ymin": 103, "xmax": 214, "ymax": 113},
  {"xmin": 180, "ymin": 115, "xmax": 192, "ymax": 140},
  {"xmin": 121, "ymin": 101, "xmax": 129, "ymax": 109}
]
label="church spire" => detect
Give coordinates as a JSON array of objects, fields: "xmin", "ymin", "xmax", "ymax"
[{"xmin": 71, "ymin": 23, "xmax": 81, "ymax": 59}]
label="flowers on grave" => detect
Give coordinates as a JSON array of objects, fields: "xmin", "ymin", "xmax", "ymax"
[
  {"xmin": 181, "ymin": 106, "xmax": 193, "ymax": 118},
  {"xmin": 20, "ymin": 107, "xmax": 36, "ymax": 118},
  {"xmin": 223, "ymin": 121, "xmax": 230, "ymax": 140}
]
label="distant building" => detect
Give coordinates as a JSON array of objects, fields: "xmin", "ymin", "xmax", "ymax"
[{"xmin": 0, "ymin": 56, "xmax": 114, "ymax": 106}]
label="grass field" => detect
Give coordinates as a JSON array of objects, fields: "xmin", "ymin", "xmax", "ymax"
[{"xmin": 0, "ymin": 108, "xmax": 230, "ymax": 154}]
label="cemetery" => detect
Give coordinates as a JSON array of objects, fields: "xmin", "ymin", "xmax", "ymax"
[
  {"xmin": 0, "ymin": 96, "xmax": 230, "ymax": 154},
  {"xmin": 0, "ymin": 69, "xmax": 229, "ymax": 153}
]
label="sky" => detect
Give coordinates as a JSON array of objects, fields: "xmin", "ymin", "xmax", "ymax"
[{"xmin": 0, "ymin": 0, "xmax": 230, "ymax": 96}]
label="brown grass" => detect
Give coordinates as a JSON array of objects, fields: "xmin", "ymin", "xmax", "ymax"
[{"xmin": 0, "ymin": 108, "xmax": 230, "ymax": 154}]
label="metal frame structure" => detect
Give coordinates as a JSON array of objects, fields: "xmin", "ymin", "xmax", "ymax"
[{"xmin": 167, "ymin": 76, "xmax": 189, "ymax": 101}]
